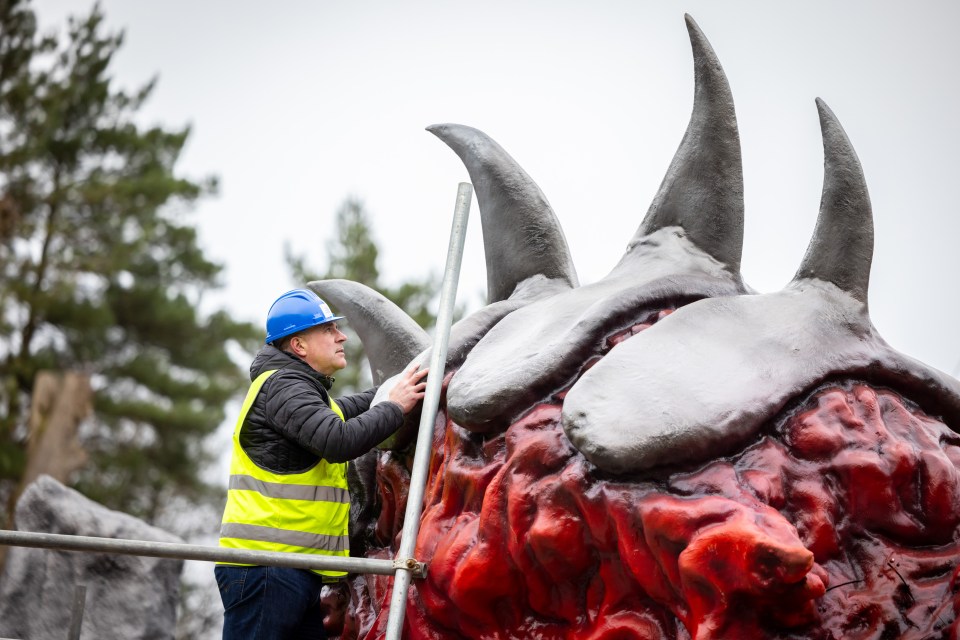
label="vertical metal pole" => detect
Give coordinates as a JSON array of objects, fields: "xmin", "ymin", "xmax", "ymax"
[
  {"xmin": 67, "ymin": 584, "xmax": 86, "ymax": 640},
  {"xmin": 384, "ymin": 183, "xmax": 472, "ymax": 640}
]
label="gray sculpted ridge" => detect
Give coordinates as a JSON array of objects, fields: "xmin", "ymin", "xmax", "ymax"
[
  {"xmin": 563, "ymin": 99, "xmax": 960, "ymax": 473},
  {"xmin": 310, "ymin": 15, "xmax": 960, "ymax": 476}
]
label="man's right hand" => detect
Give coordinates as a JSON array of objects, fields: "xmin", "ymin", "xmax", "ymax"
[{"xmin": 388, "ymin": 362, "xmax": 429, "ymax": 414}]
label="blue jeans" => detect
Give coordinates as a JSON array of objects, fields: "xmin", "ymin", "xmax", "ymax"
[{"xmin": 215, "ymin": 565, "xmax": 329, "ymax": 640}]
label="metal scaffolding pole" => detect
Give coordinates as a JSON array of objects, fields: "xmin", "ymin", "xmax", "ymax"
[
  {"xmin": 384, "ymin": 182, "xmax": 472, "ymax": 640},
  {"xmin": 0, "ymin": 529, "xmax": 397, "ymax": 575}
]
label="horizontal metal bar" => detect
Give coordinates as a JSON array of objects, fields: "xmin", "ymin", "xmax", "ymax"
[{"xmin": 0, "ymin": 529, "xmax": 396, "ymax": 575}]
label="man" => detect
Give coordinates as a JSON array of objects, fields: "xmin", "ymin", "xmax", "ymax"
[{"xmin": 216, "ymin": 288, "xmax": 428, "ymax": 639}]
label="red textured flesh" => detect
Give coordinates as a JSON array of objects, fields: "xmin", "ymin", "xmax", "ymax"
[{"xmin": 337, "ymin": 382, "xmax": 960, "ymax": 639}]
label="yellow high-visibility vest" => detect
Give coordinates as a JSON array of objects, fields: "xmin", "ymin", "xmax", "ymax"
[{"xmin": 218, "ymin": 369, "xmax": 350, "ymax": 577}]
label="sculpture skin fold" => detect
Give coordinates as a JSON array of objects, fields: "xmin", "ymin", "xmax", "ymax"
[{"xmin": 562, "ymin": 99, "xmax": 960, "ymax": 474}]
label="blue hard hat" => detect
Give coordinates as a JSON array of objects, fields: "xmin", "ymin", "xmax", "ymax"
[{"xmin": 265, "ymin": 288, "xmax": 344, "ymax": 344}]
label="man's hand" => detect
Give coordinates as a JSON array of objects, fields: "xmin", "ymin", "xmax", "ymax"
[{"xmin": 388, "ymin": 362, "xmax": 429, "ymax": 414}]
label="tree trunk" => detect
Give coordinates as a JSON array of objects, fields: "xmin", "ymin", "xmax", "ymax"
[
  {"xmin": 0, "ymin": 370, "xmax": 91, "ymax": 570},
  {"xmin": 22, "ymin": 370, "xmax": 91, "ymax": 487}
]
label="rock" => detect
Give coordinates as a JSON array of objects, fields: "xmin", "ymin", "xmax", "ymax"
[{"xmin": 0, "ymin": 475, "xmax": 184, "ymax": 640}]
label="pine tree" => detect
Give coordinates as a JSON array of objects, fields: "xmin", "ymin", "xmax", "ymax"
[
  {"xmin": 0, "ymin": 0, "xmax": 260, "ymax": 525},
  {"xmin": 287, "ymin": 197, "xmax": 441, "ymax": 393}
]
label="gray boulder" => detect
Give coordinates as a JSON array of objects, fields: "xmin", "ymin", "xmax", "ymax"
[{"xmin": 0, "ymin": 475, "xmax": 184, "ymax": 640}]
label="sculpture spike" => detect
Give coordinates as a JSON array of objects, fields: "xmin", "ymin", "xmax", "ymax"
[
  {"xmin": 306, "ymin": 280, "xmax": 430, "ymax": 385},
  {"xmin": 427, "ymin": 123, "xmax": 579, "ymax": 303},
  {"xmin": 793, "ymin": 99, "xmax": 873, "ymax": 305},
  {"xmin": 630, "ymin": 14, "xmax": 744, "ymax": 273}
]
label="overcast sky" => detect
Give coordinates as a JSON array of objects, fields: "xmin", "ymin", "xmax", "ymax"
[{"xmin": 34, "ymin": 0, "xmax": 960, "ymax": 377}]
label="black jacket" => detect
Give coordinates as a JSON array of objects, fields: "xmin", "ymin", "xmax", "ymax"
[{"xmin": 239, "ymin": 345, "xmax": 404, "ymax": 473}]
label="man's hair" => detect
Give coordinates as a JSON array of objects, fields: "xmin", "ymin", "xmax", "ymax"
[
  {"xmin": 274, "ymin": 334, "xmax": 296, "ymax": 353},
  {"xmin": 274, "ymin": 328, "xmax": 311, "ymax": 353}
]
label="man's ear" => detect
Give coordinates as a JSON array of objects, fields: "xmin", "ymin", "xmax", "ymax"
[{"xmin": 290, "ymin": 335, "xmax": 306, "ymax": 357}]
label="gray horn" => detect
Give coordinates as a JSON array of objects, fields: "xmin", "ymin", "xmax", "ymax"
[
  {"xmin": 306, "ymin": 280, "xmax": 429, "ymax": 385},
  {"xmin": 427, "ymin": 123, "xmax": 579, "ymax": 303},
  {"xmin": 792, "ymin": 98, "xmax": 873, "ymax": 306},
  {"xmin": 629, "ymin": 13, "xmax": 744, "ymax": 273}
]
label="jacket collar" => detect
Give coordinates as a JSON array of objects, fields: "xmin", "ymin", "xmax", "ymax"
[{"xmin": 250, "ymin": 344, "xmax": 335, "ymax": 390}]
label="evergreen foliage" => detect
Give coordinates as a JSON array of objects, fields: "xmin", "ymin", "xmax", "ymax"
[
  {"xmin": 287, "ymin": 197, "xmax": 441, "ymax": 393},
  {"xmin": 0, "ymin": 0, "xmax": 260, "ymax": 523}
]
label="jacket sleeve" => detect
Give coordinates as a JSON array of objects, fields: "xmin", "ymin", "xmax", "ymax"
[
  {"xmin": 334, "ymin": 387, "xmax": 377, "ymax": 420},
  {"xmin": 263, "ymin": 371, "xmax": 404, "ymax": 463}
]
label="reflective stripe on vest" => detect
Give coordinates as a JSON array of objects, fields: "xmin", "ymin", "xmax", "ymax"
[{"xmin": 218, "ymin": 369, "xmax": 350, "ymax": 577}]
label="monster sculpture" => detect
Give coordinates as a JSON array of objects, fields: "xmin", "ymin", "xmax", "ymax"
[{"xmin": 311, "ymin": 15, "xmax": 960, "ymax": 640}]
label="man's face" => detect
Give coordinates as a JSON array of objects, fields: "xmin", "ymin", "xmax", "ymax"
[{"xmin": 292, "ymin": 322, "xmax": 348, "ymax": 375}]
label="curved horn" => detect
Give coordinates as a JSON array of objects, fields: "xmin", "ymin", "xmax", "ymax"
[
  {"xmin": 793, "ymin": 99, "xmax": 873, "ymax": 305},
  {"xmin": 306, "ymin": 279, "xmax": 430, "ymax": 385},
  {"xmin": 427, "ymin": 123, "xmax": 579, "ymax": 303},
  {"xmin": 631, "ymin": 14, "xmax": 744, "ymax": 272}
]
